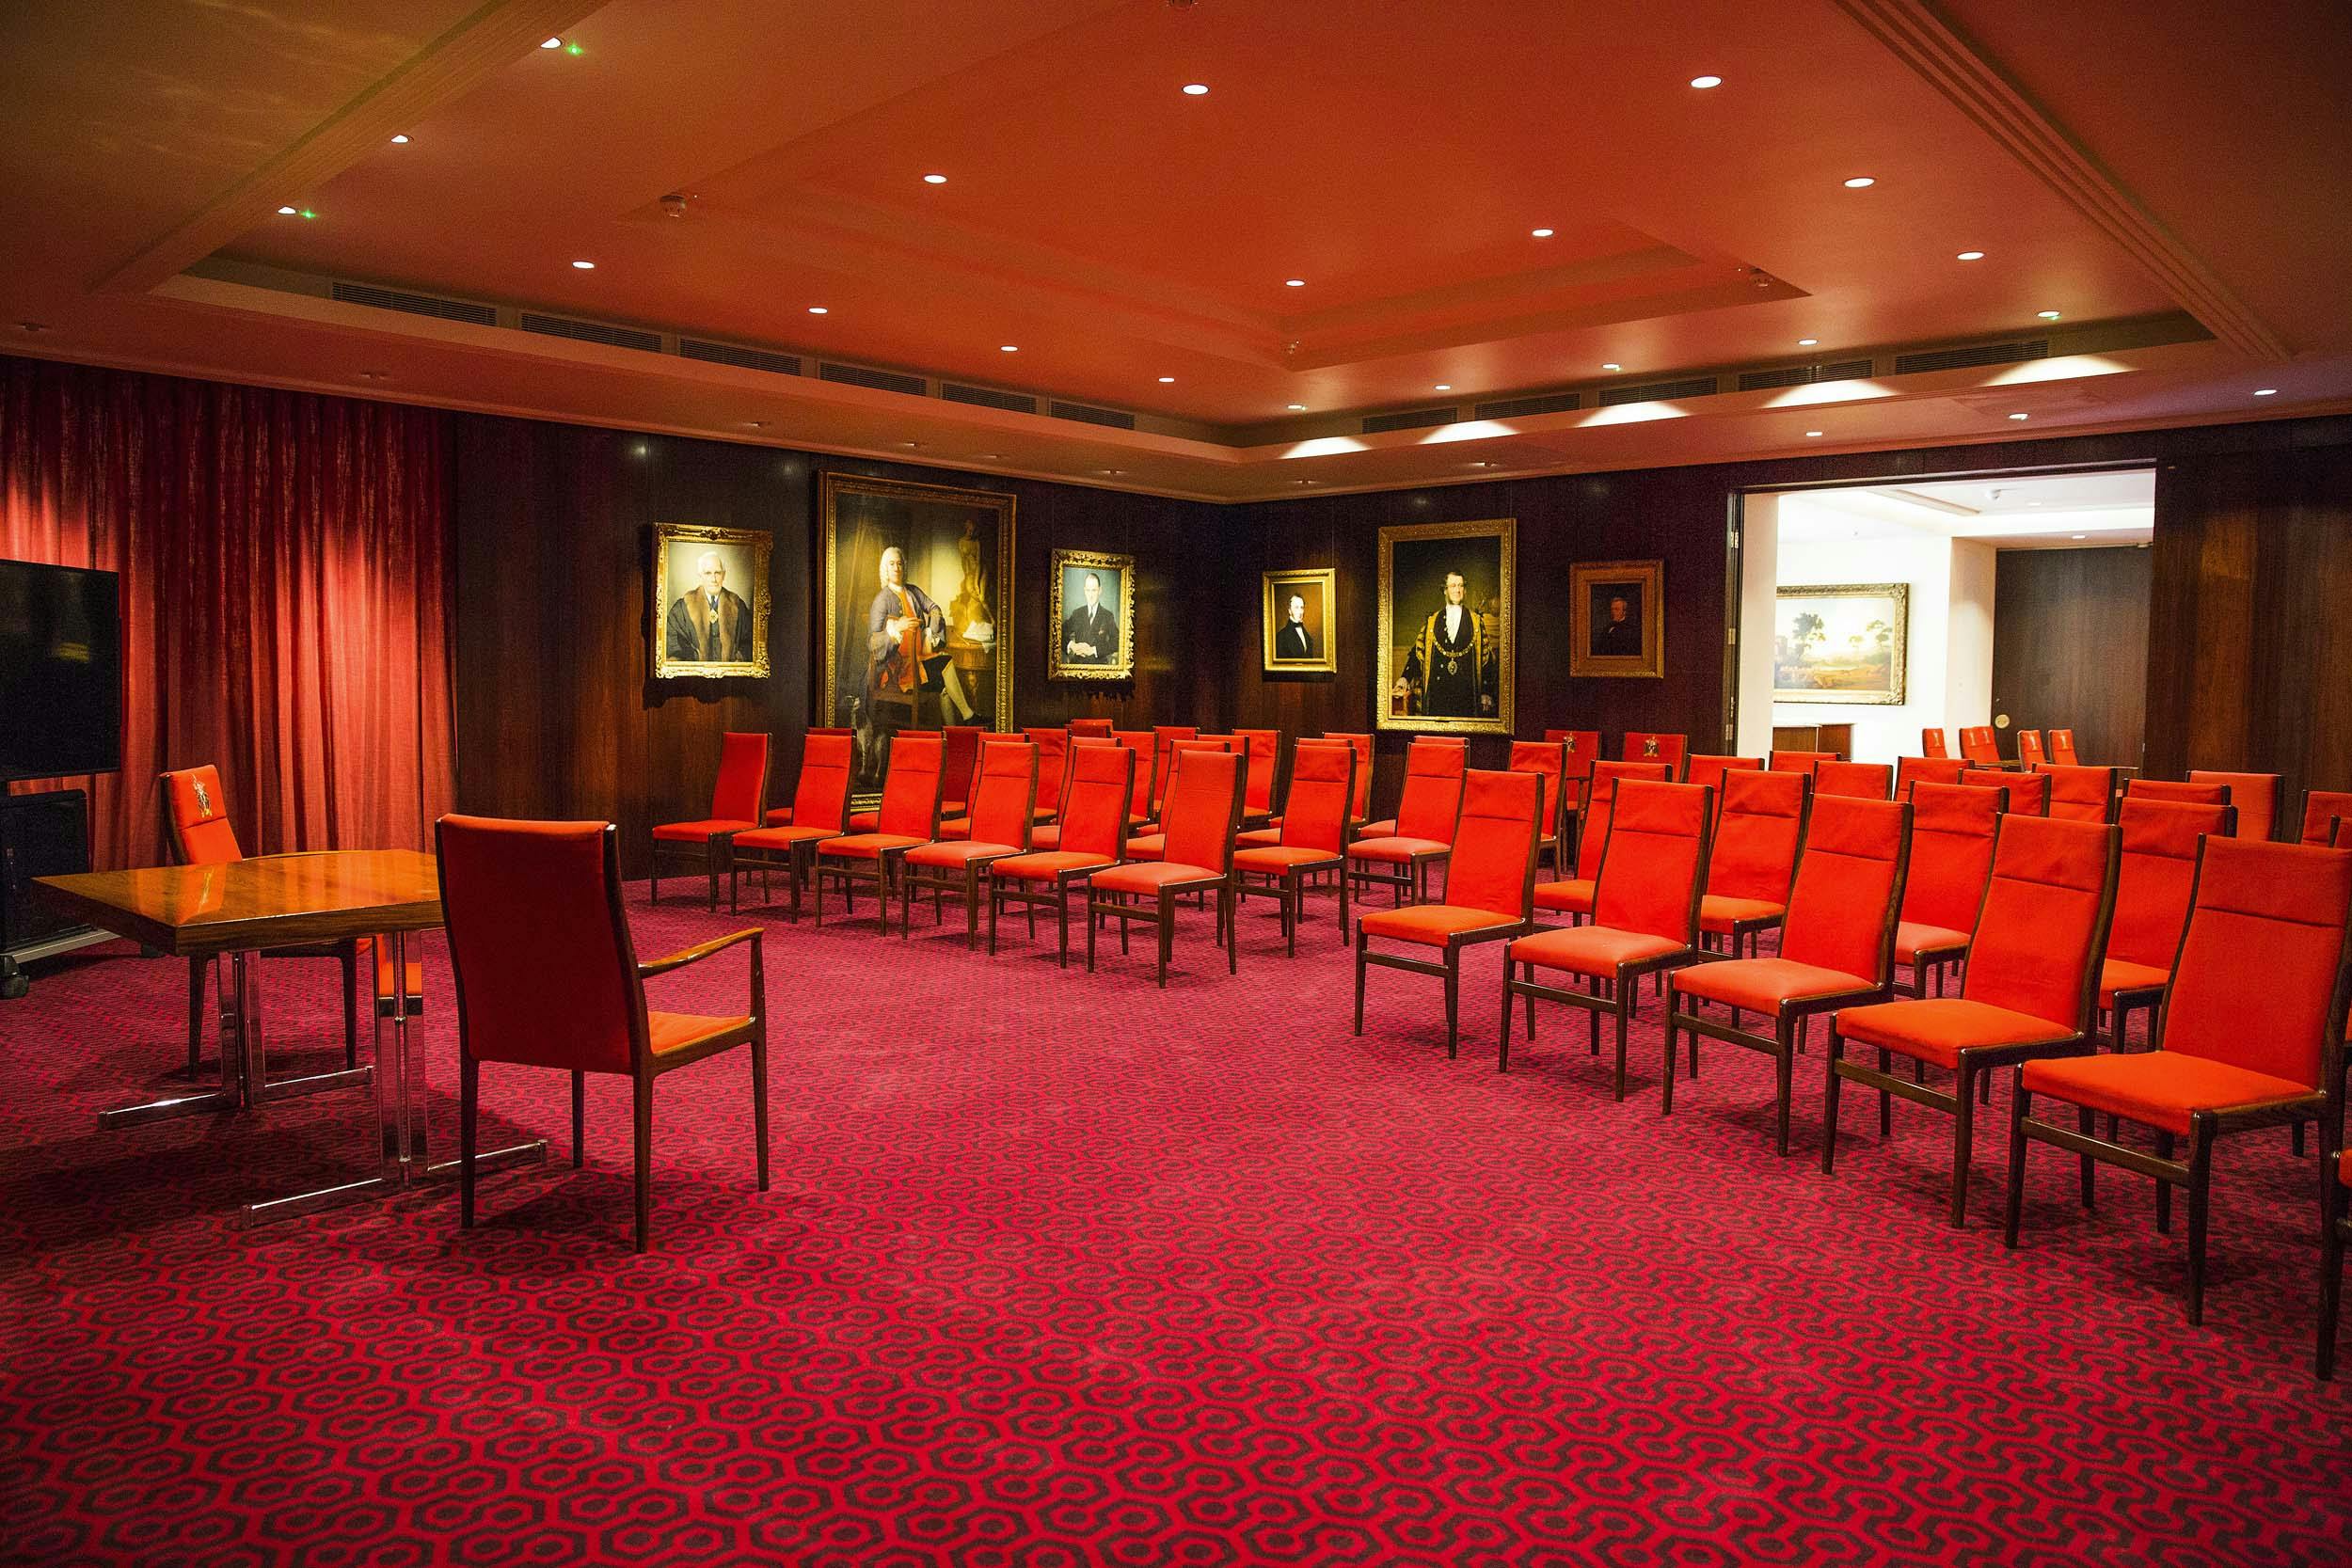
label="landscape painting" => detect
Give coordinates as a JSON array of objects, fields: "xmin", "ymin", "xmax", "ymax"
[{"xmin": 1772, "ymin": 583, "xmax": 1909, "ymax": 705}]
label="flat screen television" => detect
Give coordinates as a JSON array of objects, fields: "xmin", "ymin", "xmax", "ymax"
[{"xmin": 0, "ymin": 559, "xmax": 123, "ymax": 781}]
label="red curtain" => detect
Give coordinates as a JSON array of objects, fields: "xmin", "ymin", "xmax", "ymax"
[{"xmin": 1, "ymin": 356, "xmax": 453, "ymax": 869}]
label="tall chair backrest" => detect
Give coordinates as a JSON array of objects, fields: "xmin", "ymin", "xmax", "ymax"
[
  {"xmin": 1622, "ymin": 732, "xmax": 1688, "ymax": 777},
  {"xmin": 1958, "ymin": 726, "xmax": 2002, "ymax": 766},
  {"xmin": 1279, "ymin": 744, "xmax": 1355, "ymax": 855},
  {"xmin": 2047, "ymin": 728, "xmax": 2079, "ymax": 767},
  {"xmin": 712, "ymin": 731, "xmax": 771, "ymax": 824},
  {"xmin": 1320, "ymin": 733, "xmax": 1375, "ymax": 820},
  {"xmin": 1705, "ymin": 768, "xmax": 1809, "ymax": 906},
  {"xmin": 1896, "ymin": 756, "xmax": 1966, "ymax": 796},
  {"xmin": 2187, "ymin": 770, "xmax": 2281, "ymax": 842},
  {"xmin": 1547, "ymin": 729, "xmax": 1602, "ymax": 788},
  {"xmin": 1111, "ymin": 730, "xmax": 1159, "ymax": 805},
  {"xmin": 1815, "ymin": 761, "xmax": 1892, "ymax": 800},
  {"xmin": 1161, "ymin": 748, "xmax": 1244, "ymax": 873},
  {"xmin": 1394, "ymin": 741, "xmax": 1470, "ymax": 844},
  {"xmin": 1066, "ymin": 718, "xmax": 1113, "ymax": 737},
  {"xmin": 1687, "ymin": 755, "xmax": 1763, "ymax": 796},
  {"xmin": 1960, "ymin": 816, "xmax": 2120, "ymax": 1033},
  {"xmin": 2107, "ymin": 798, "xmax": 2233, "ymax": 971},
  {"xmin": 1058, "ymin": 745, "xmax": 1136, "ymax": 861},
  {"xmin": 1441, "ymin": 769, "xmax": 1541, "ymax": 920},
  {"xmin": 1152, "ymin": 725, "xmax": 1198, "ymax": 752},
  {"xmin": 1575, "ymin": 761, "xmax": 1676, "ymax": 879},
  {"xmin": 1962, "ymin": 768, "xmax": 2049, "ymax": 816},
  {"xmin": 1593, "ymin": 780, "xmax": 1712, "ymax": 944},
  {"xmin": 1024, "ymin": 727, "xmax": 1071, "ymax": 816},
  {"xmin": 965, "ymin": 740, "xmax": 1039, "ymax": 849},
  {"xmin": 2128, "ymin": 778, "xmax": 2230, "ymax": 808},
  {"xmin": 1769, "ymin": 750, "xmax": 1836, "ymax": 777},
  {"xmin": 1897, "ymin": 784, "xmax": 2001, "ymax": 937},
  {"xmin": 2015, "ymin": 729, "xmax": 2047, "ymax": 768},
  {"xmin": 437, "ymin": 816, "xmax": 642, "ymax": 1075},
  {"xmin": 939, "ymin": 725, "xmax": 985, "ymax": 810},
  {"xmin": 1232, "ymin": 729, "xmax": 1280, "ymax": 816},
  {"xmin": 2299, "ymin": 789, "xmax": 2352, "ymax": 846},
  {"xmin": 2156, "ymin": 837, "xmax": 2352, "ymax": 1089},
  {"xmin": 874, "ymin": 734, "xmax": 945, "ymax": 839},
  {"xmin": 1507, "ymin": 740, "xmax": 1567, "ymax": 843},
  {"xmin": 1921, "ymin": 728, "xmax": 1950, "ymax": 759},
  {"xmin": 1159, "ymin": 736, "xmax": 1232, "ymax": 811},
  {"xmin": 160, "ymin": 766, "xmax": 243, "ymax": 864},
  {"xmin": 1778, "ymin": 796, "xmax": 1910, "ymax": 985},
  {"xmin": 787, "ymin": 734, "xmax": 854, "ymax": 833},
  {"xmin": 2039, "ymin": 764, "xmax": 2117, "ymax": 824}
]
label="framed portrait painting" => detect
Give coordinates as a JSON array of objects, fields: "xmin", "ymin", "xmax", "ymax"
[
  {"xmin": 1566, "ymin": 560, "xmax": 1665, "ymax": 679},
  {"xmin": 820, "ymin": 473, "xmax": 1015, "ymax": 793},
  {"xmin": 1772, "ymin": 582, "xmax": 1909, "ymax": 705},
  {"xmin": 1375, "ymin": 517, "xmax": 1515, "ymax": 735},
  {"xmin": 652, "ymin": 524, "xmax": 771, "ymax": 679},
  {"xmin": 1262, "ymin": 567, "xmax": 1337, "ymax": 675},
  {"xmin": 1047, "ymin": 548, "xmax": 1136, "ymax": 681}
]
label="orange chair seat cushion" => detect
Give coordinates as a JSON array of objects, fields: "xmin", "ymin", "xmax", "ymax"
[
  {"xmin": 1124, "ymin": 833, "xmax": 1167, "ymax": 861},
  {"xmin": 1511, "ymin": 925, "xmax": 1687, "ymax": 977},
  {"xmin": 1699, "ymin": 895, "xmax": 1786, "ymax": 934},
  {"xmin": 2019, "ymin": 1050, "xmax": 2313, "ymax": 1136},
  {"xmin": 904, "ymin": 841, "xmax": 1021, "ymax": 869},
  {"xmin": 762, "ymin": 806, "xmax": 792, "ymax": 826},
  {"xmin": 1092, "ymin": 862, "xmax": 1224, "ymax": 895},
  {"xmin": 937, "ymin": 817, "xmax": 973, "ymax": 842},
  {"xmin": 648, "ymin": 1010, "xmax": 753, "ymax": 1056},
  {"xmin": 1233, "ymin": 846, "xmax": 1342, "ymax": 874},
  {"xmin": 1235, "ymin": 826, "xmax": 1284, "ymax": 848},
  {"xmin": 1359, "ymin": 905, "xmax": 1521, "ymax": 947},
  {"xmin": 1896, "ymin": 921, "xmax": 1972, "ymax": 965},
  {"xmin": 1534, "ymin": 879, "xmax": 1594, "ymax": 913},
  {"xmin": 848, "ymin": 809, "xmax": 880, "ymax": 832},
  {"xmin": 989, "ymin": 850, "xmax": 1112, "ymax": 881},
  {"xmin": 817, "ymin": 832, "xmax": 928, "ymax": 860},
  {"xmin": 1836, "ymin": 998, "xmax": 2075, "ymax": 1068},
  {"xmin": 2099, "ymin": 957, "xmax": 2170, "ymax": 1006},
  {"xmin": 1674, "ymin": 957, "xmax": 1874, "ymax": 1016},
  {"xmin": 733, "ymin": 824, "xmax": 834, "ymax": 851},
  {"xmin": 652, "ymin": 818, "xmax": 757, "ymax": 842},
  {"xmin": 1358, "ymin": 818, "xmax": 1398, "ymax": 839},
  {"xmin": 1347, "ymin": 835, "xmax": 1451, "ymax": 863}
]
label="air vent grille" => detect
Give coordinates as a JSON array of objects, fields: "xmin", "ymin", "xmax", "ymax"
[
  {"xmin": 329, "ymin": 282, "xmax": 495, "ymax": 326},
  {"xmin": 1893, "ymin": 339, "xmax": 2049, "ymax": 375},
  {"xmin": 1049, "ymin": 401, "xmax": 1136, "ymax": 430},
  {"xmin": 680, "ymin": 339, "xmax": 801, "ymax": 376},
  {"xmin": 944, "ymin": 384, "xmax": 1039, "ymax": 415},
  {"xmin": 1362, "ymin": 406, "xmax": 1459, "ymax": 434},
  {"xmin": 820, "ymin": 362, "xmax": 928, "ymax": 396},
  {"xmin": 519, "ymin": 312, "xmax": 662, "ymax": 352},
  {"xmin": 1736, "ymin": 358, "xmax": 1874, "ymax": 391},
  {"xmin": 1598, "ymin": 375, "xmax": 1719, "ymax": 407},
  {"xmin": 1473, "ymin": 391, "xmax": 1581, "ymax": 420}
]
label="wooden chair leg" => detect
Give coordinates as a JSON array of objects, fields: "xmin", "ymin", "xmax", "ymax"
[
  {"xmin": 1612, "ymin": 978, "xmax": 1631, "ymax": 1101},
  {"xmin": 632, "ymin": 1077, "xmax": 654, "ymax": 1254},
  {"xmin": 460, "ymin": 1054, "xmax": 479, "ymax": 1230},
  {"xmin": 571, "ymin": 1070, "xmax": 585, "ymax": 1167},
  {"xmin": 1157, "ymin": 892, "xmax": 1174, "ymax": 988},
  {"xmin": 2077, "ymin": 1104, "xmax": 2096, "ymax": 1207},
  {"xmin": 1820, "ymin": 1029, "xmax": 1844, "ymax": 1174},
  {"xmin": 2155, "ymin": 1132, "xmax": 2174, "ymax": 1232},
  {"xmin": 1353, "ymin": 933, "xmax": 1368, "ymax": 1035},
  {"xmin": 2002, "ymin": 1085, "xmax": 2029, "ymax": 1247},
  {"xmin": 1661, "ymin": 1011, "xmax": 1678, "ymax": 1113},
  {"xmin": 1773, "ymin": 1022, "xmax": 1795, "ymax": 1157},
  {"xmin": 1224, "ymin": 886, "xmax": 1237, "ymax": 975},
  {"xmin": 1950, "ymin": 1062, "xmax": 1978, "ymax": 1227},
  {"xmin": 750, "ymin": 1025, "xmax": 771, "ymax": 1192},
  {"xmin": 2185, "ymin": 1119, "xmax": 2217, "ymax": 1324},
  {"xmin": 2319, "ymin": 1180, "xmax": 2344, "ymax": 1379},
  {"xmin": 1497, "ymin": 956, "xmax": 1517, "ymax": 1072},
  {"xmin": 1443, "ymin": 949, "xmax": 1460, "ymax": 1059},
  {"xmin": 649, "ymin": 839, "xmax": 660, "ymax": 905}
]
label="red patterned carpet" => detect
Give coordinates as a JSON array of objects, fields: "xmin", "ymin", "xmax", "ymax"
[{"xmin": 1, "ymin": 881, "xmax": 2346, "ymax": 1567}]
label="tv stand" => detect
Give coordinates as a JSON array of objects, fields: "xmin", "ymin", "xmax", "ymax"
[{"xmin": 1, "ymin": 787, "xmax": 108, "ymax": 1000}]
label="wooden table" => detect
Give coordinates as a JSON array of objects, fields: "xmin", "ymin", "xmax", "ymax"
[{"xmin": 37, "ymin": 849, "xmax": 545, "ymax": 1224}]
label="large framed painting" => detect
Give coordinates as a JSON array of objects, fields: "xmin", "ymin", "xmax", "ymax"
[
  {"xmin": 652, "ymin": 523, "xmax": 771, "ymax": 679},
  {"xmin": 1047, "ymin": 548, "xmax": 1136, "ymax": 681},
  {"xmin": 1262, "ymin": 567, "xmax": 1338, "ymax": 675},
  {"xmin": 1376, "ymin": 517, "xmax": 1515, "ymax": 734},
  {"xmin": 1772, "ymin": 582, "xmax": 1909, "ymax": 705},
  {"xmin": 1566, "ymin": 559, "xmax": 1665, "ymax": 679},
  {"xmin": 820, "ymin": 473, "xmax": 1015, "ymax": 791}
]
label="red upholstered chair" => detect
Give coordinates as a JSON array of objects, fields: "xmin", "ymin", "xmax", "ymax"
[
  {"xmin": 1509, "ymin": 740, "xmax": 1568, "ymax": 871},
  {"xmin": 1232, "ymin": 729, "xmax": 1281, "ymax": 826},
  {"xmin": 1505, "ymin": 780, "xmax": 1713, "ymax": 1096},
  {"xmin": 651, "ymin": 731, "xmax": 770, "ymax": 911},
  {"xmin": 727, "ymin": 734, "xmax": 854, "ymax": 918},
  {"xmin": 1686, "ymin": 755, "xmax": 1763, "ymax": 796},
  {"xmin": 1815, "ymin": 761, "xmax": 1892, "ymax": 800},
  {"xmin": 1324, "ymin": 732, "xmax": 1375, "ymax": 832},
  {"xmin": 1962, "ymin": 768, "xmax": 2049, "ymax": 817},
  {"xmin": 158, "ymin": 766, "xmax": 373, "ymax": 1075},
  {"xmin": 1234, "ymin": 741, "xmax": 1355, "ymax": 955},
  {"xmin": 844, "ymin": 730, "xmax": 933, "ymax": 832},
  {"xmin": 987, "ymin": 743, "xmax": 1134, "ymax": 965},
  {"xmin": 1621, "ymin": 732, "xmax": 1688, "ymax": 778},
  {"xmin": 2038, "ymin": 764, "xmax": 2118, "ymax": 824},
  {"xmin": 1347, "ymin": 740, "xmax": 1468, "ymax": 908},
  {"xmin": 2301, "ymin": 789, "xmax": 2352, "ymax": 845},
  {"xmin": 2188, "ymin": 770, "xmax": 2281, "ymax": 842},
  {"xmin": 1769, "ymin": 750, "xmax": 1836, "ymax": 777},
  {"xmin": 1112, "ymin": 730, "xmax": 1164, "ymax": 825},
  {"xmin": 2128, "ymin": 777, "xmax": 2230, "ymax": 807},
  {"xmin": 1032, "ymin": 736, "xmax": 1134, "ymax": 850},
  {"xmin": 1237, "ymin": 736, "xmax": 1343, "ymax": 849},
  {"xmin": 1828, "ymin": 815, "xmax": 2119, "ymax": 1224},
  {"xmin": 437, "ymin": 816, "xmax": 764, "ymax": 1253},
  {"xmin": 1921, "ymin": 728, "xmax": 1950, "ymax": 759},
  {"xmin": 1535, "ymin": 761, "xmax": 1676, "ymax": 923},
  {"xmin": 938, "ymin": 725, "xmax": 986, "ymax": 818},
  {"xmin": 2015, "ymin": 730, "xmax": 2047, "ymax": 768},
  {"xmin": 763, "ymin": 730, "xmax": 851, "ymax": 826},
  {"xmin": 1152, "ymin": 725, "xmax": 1199, "ymax": 752},
  {"xmin": 1893, "ymin": 784, "xmax": 2001, "ymax": 999},
  {"xmin": 1360, "ymin": 736, "xmax": 1463, "ymax": 844},
  {"xmin": 2007, "ymin": 836, "xmax": 2352, "ymax": 1327},
  {"xmin": 1066, "ymin": 718, "xmax": 1113, "ymax": 737},
  {"xmin": 1958, "ymin": 726, "xmax": 2003, "ymax": 767},
  {"xmin": 1668, "ymin": 797, "xmax": 1909, "ymax": 1155},
  {"xmin": 1696, "ymin": 768, "xmax": 1810, "ymax": 958},
  {"xmin": 1355, "ymin": 769, "xmax": 1541, "ymax": 1057},
  {"xmin": 1896, "ymin": 756, "xmax": 1966, "ymax": 796},
  {"xmin": 806, "ymin": 726, "xmax": 852, "ymax": 737},
  {"xmin": 2097, "ymin": 799, "xmax": 2235, "ymax": 1058},
  {"xmin": 899, "ymin": 739, "xmax": 1036, "ymax": 947},
  {"xmin": 1023, "ymin": 727, "xmax": 1072, "ymax": 821},
  {"xmin": 2047, "ymin": 728, "xmax": 2080, "ymax": 767},
  {"xmin": 813, "ymin": 733, "xmax": 943, "ymax": 933},
  {"xmin": 1086, "ymin": 747, "xmax": 1245, "ymax": 985},
  {"xmin": 1127, "ymin": 738, "xmax": 1235, "ymax": 861}
]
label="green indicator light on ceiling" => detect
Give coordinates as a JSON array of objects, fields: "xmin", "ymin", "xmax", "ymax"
[
  {"xmin": 300, "ymin": 209, "xmax": 316, "ymax": 220},
  {"xmin": 565, "ymin": 42, "xmax": 583, "ymax": 55}
]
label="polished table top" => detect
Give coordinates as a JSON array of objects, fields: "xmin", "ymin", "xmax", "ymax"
[{"xmin": 37, "ymin": 849, "xmax": 441, "ymax": 957}]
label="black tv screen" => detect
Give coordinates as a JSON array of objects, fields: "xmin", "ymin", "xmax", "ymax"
[{"xmin": 0, "ymin": 559, "xmax": 123, "ymax": 781}]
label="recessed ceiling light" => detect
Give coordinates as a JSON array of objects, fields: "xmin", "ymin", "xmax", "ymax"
[
  {"xmin": 2254, "ymin": 388, "xmax": 2278, "ymax": 396},
  {"xmin": 389, "ymin": 135, "xmax": 409, "ymax": 145},
  {"xmin": 2038, "ymin": 309, "xmax": 2062, "ymax": 320},
  {"xmin": 977, "ymin": 452, "xmax": 1000, "ymax": 460},
  {"xmin": 2071, "ymin": 533, "xmax": 2087, "ymax": 540},
  {"xmin": 922, "ymin": 173, "xmax": 946, "ymax": 184},
  {"xmin": 807, "ymin": 306, "xmax": 827, "ymax": 314},
  {"xmin": 1691, "ymin": 74, "xmax": 1723, "ymax": 89},
  {"xmin": 747, "ymin": 420, "xmax": 768, "ymax": 429},
  {"xmin": 1286, "ymin": 404, "xmax": 1306, "ymax": 411},
  {"xmin": 277, "ymin": 205, "xmax": 297, "ymax": 214},
  {"xmin": 1435, "ymin": 384, "xmax": 1452, "ymax": 391},
  {"xmin": 900, "ymin": 441, "xmax": 920, "ymax": 449},
  {"xmin": 1601, "ymin": 362, "xmax": 1622, "ymax": 372},
  {"xmin": 1956, "ymin": 250, "xmax": 1986, "ymax": 261},
  {"xmin": 1798, "ymin": 338, "xmax": 1819, "ymax": 346},
  {"xmin": 1531, "ymin": 228, "xmax": 1554, "ymax": 238},
  {"xmin": 2009, "ymin": 412, "xmax": 2029, "ymax": 420},
  {"xmin": 541, "ymin": 37, "xmax": 563, "ymax": 49},
  {"xmin": 571, "ymin": 259, "xmax": 595, "ymax": 269},
  {"xmin": 1102, "ymin": 468, "xmax": 1121, "ymax": 476},
  {"xmin": 1804, "ymin": 430, "xmax": 1824, "ymax": 438},
  {"xmin": 1283, "ymin": 278, "xmax": 1305, "ymax": 288},
  {"xmin": 1182, "ymin": 83, "xmax": 1209, "ymax": 96},
  {"xmin": 1295, "ymin": 479, "xmax": 1313, "ymax": 486},
  {"xmin": 1155, "ymin": 376, "xmax": 1175, "ymax": 384},
  {"xmin": 1843, "ymin": 176, "xmax": 1875, "ymax": 189},
  {"xmin": 999, "ymin": 344, "xmax": 1018, "ymax": 353}
]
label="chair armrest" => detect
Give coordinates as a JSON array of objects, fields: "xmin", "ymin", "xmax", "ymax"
[{"xmin": 639, "ymin": 927, "xmax": 764, "ymax": 977}]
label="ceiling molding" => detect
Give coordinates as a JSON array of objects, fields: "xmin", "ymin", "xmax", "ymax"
[{"xmin": 1835, "ymin": 0, "xmax": 2289, "ymax": 362}]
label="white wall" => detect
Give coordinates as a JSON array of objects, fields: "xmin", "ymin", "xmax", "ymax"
[
  {"xmin": 1944, "ymin": 540, "xmax": 1995, "ymax": 740},
  {"xmin": 1735, "ymin": 494, "xmax": 1782, "ymax": 758}
]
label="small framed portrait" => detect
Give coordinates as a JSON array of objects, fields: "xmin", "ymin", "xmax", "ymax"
[
  {"xmin": 1773, "ymin": 582, "xmax": 1909, "ymax": 705},
  {"xmin": 1262, "ymin": 568, "xmax": 1338, "ymax": 675},
  {"xmin": 1376, "ymin": 517, "xmax": 1515, "ymax": 734},
  {"xmin": 1567, "ymin": 560, "xmax": 1665, "ymax": 679},
  {"xmin": 652, "ymin": 524, "xmax": 771, "ymax": 679},
  {"xmin": 1048, "ymin": 549, "xmax": 1136, "ymax": 681}
]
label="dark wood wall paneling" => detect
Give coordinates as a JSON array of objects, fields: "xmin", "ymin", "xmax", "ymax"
[{"xmin": 1991, "ymin": 546, "xmax": 2151, "ymax": 771}]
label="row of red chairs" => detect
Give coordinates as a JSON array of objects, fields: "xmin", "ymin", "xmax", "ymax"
[{"xmin": 1924, "ymin": 724, "xmax": 2082, "ymax": 768}]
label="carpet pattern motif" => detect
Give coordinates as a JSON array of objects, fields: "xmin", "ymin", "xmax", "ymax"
[{"xmin": 1, "ymin": 881, "xmax": 2346, "ymax": 1567}]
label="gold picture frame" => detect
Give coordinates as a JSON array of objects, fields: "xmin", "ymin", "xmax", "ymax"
[
  {"xmin": 1567, "ymin": 559, "xmax": 1666, "ymax": 678},
  {"xmin": 1772, "ymin": 582, "xmax": 1909, "ymax": 705},
  {"xmin": 1376, "ymin": 517, "xmax": 1515, "ymax": 734},
  {"xmin": 652, "ymin": 523, "xmax": 772, "ymax": 679},
  {"xmin": 1047, "ymin": 548, "xmax": 1136, "ymax": 681},
  {"xmin": 1262, "ymin": 567, "xmax": 1338, "ymax": 675}
]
